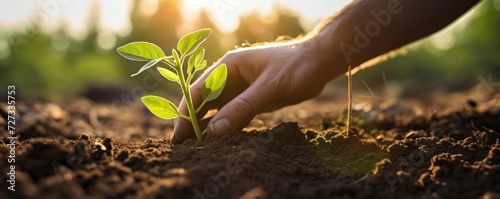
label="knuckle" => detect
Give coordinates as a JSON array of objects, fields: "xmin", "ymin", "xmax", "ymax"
[
  {"xmin": 219, "ymin": 52, "xmax": 238, "ymax": 66},
  {"xmin": 297, "ymin": 85, "xmax": 324, "ymax": 102},
  {"xmin": 231, "ymin": 96, "xmax": 257, "ymax": 115},
  {"xmin": 224, "ymin": 52, "xmax": 237, "ymax": 60},
  {"xmin": 190, "ymin": 85, "xmax": 201, "ymax": 95}
]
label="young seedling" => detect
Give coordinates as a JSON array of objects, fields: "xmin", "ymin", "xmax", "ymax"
[
  {"xmin": 117, "ymin": 28, "xmax": 227, "ymax": 140},
  {"xmin": 346, "ymin": 65, "xmax": 352, "ymax": 137}
]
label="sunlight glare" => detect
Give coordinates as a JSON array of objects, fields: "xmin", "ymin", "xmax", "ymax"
[
  {"xmin": 97, "ymin": 32, "xmax": 117, "ymax": 50},
  {"xmin": 58, "ymin": 0, "xmax": 93, "ymax": 40},
  {"xmin": 139, "ymin": 0, "xmax": 159, "ymax": 17},
  {"xmin": 0, "ymin": 1, "xmax": 353, "ymax": 37},
  {"xmin": 100, "ymin": 0, "xmax": 132, "ymax": 37},
  {"xmin": 0, "ymin": 0, "xmax": 37, "ymax": 24},
  {"xmin": 182, "ymin": 0, "xmax": 352, "ymax": 33}
]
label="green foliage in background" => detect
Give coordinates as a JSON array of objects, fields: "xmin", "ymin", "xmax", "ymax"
[
  {"xmin": 1, "ymin": 0, "xmax": 499, "ymax": 101},
  {"xmin": 0, "ymin": 30, "xmax": 123, "ymax": 100},
  {"xmin": 350, "ymin": 1, "xmax": 500, "ymax": 96}
]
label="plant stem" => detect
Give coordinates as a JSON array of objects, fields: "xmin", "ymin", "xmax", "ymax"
[
  {"xmin": 347, "ymin": 65, "xmax": 352, "ymax": 137},
  {"xmin": 182, "ymin": 84, "xmax": 203, "ymax": 140},
  {"xmin": 195, "ymin": 101, "xmax": 207, "ymax": 113},
  {"xmin": 177, "ymin": 57, "xmax": 203, "ymax": 140}
]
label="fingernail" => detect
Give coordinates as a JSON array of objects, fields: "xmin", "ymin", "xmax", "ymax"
[
  {"xmin": 209, "ymin": 118, "xmax": 232, "ymax": 135},
  {"xmin": 170, "ymin": 129, "xmax": 179, "ymax": 143}
]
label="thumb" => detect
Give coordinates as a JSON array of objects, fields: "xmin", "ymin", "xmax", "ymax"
[{"xmin": 206, "ymin": 82, "xmax": 270, "ymax": 136}]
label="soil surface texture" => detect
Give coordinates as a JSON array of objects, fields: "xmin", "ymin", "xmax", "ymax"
[{"xmin": 1, "ymin": 91, "xmax": 500, "ymax": 199}]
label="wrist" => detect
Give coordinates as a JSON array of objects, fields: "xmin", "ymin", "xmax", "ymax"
[{"xmin": 295, "ymin": 31, "xmax": 347, "ymax": 82}]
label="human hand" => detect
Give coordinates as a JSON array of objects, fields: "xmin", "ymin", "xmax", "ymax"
[{"xmin": 170, "ymin": 41, "xmax": 340, "ymax": 143}]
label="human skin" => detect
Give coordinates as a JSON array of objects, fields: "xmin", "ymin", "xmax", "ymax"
[{"xmin": 171, "ymin": 0, "xmax": 481, "ymax": 144}]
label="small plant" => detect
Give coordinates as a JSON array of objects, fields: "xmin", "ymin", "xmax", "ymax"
[
  {"xmin": 117, "ymin": 28, "xmax": 227, "ymax": 140},
  {"xmin": 346, "ymin": 65, "xmax": 352, "ymax": 137}
]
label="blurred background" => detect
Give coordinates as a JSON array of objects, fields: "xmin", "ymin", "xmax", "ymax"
[{"xmin": 0, "ymin": 0, "xmax": 499, "ymax": 103}]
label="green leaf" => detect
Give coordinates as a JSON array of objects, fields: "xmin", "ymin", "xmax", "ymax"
[
  {"xmin": 130, "ymin": 58, "xmax": 162, "ymax": 77},
  {"xmin": 201, "ymin": 64, "xmax": 227, "ymax": 102},
  {"xmin": 141, "ymin": 95, "xmax": 179, "ymax": 119},
  {"xmin": 163, "ymin": 56, "xmax": 176, "ymax": 69},
  {"xmin": 188, "ymin": 47, "xmax": 205, "ymax": 75},
  {"xmin": 177, "ymin": 28, "xmax": 211, "ymax": 56},
  {"xmin": 117, "ymin": 42, "xmax": 165, "ymax": 61},
  {"xmin": 196, "ymin": 60, "xmax": 208, "ymax": 71},
  {"xmin": 172, "ymin": 49, "xmax": 180, "ymax": 66},
  {"xmin": 157, "ymin": 67, "xmax": 179, "ymax": 82}
]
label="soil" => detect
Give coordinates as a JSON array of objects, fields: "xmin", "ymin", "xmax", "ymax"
[{"xmin": 1, "ymin": 88, "xmax": 500, "ymax": 199}]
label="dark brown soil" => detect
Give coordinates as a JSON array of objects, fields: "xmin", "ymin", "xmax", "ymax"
[{"xmin": 1, "ymin": 91, "xmax": 500, "ymax": 199}]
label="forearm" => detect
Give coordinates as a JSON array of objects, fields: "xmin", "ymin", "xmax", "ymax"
[{"xmin": 303, "ymin": 0, "xmax": 481, "ymax": 77}]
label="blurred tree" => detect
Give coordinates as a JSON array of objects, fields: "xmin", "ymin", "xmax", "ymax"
[
  {"xmin": 234, "ymin": 5, "xmax": 305, "ymax": 45},
  {"xmin": 0, "ymin": 0, "xmax": 123, "ymax": 101},
  {"xmin": 349, "ymin": 0, "xmax": 500, "ymax": 96},
  {"xmin": 125, "ymin": 0, "xmax": 182, "ymax": 49},
  {"xmin": 117, "ymin": 0, "xmax": 185, "ymax": 94},
  {"xmin": 1, "ymin": 0, "xmax": 499, "ymax": 101},
  {"xmin": 195, "ymin": 9, "xmax": 224, "ymax": 63}
]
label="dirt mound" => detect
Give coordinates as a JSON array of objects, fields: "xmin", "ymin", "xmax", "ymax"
[{"xmin": 1, "ymin": 94, "xmax": 499, "ymax": 198}]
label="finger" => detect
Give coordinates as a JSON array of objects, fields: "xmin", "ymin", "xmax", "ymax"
[
  {"xmin": 171, "ymin": 57, "xmax": 252, "ymax": 143},
  {"xmin": 206, "ymin": 79, "xmax": 274, "ymax": 136},
  {"xmin": 171, "ymin": 62, "xmax": 239, "ymax": 143},
  {"xmin": 172, "ymin": 115, "xmax": 214, "ymax": 142}
]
